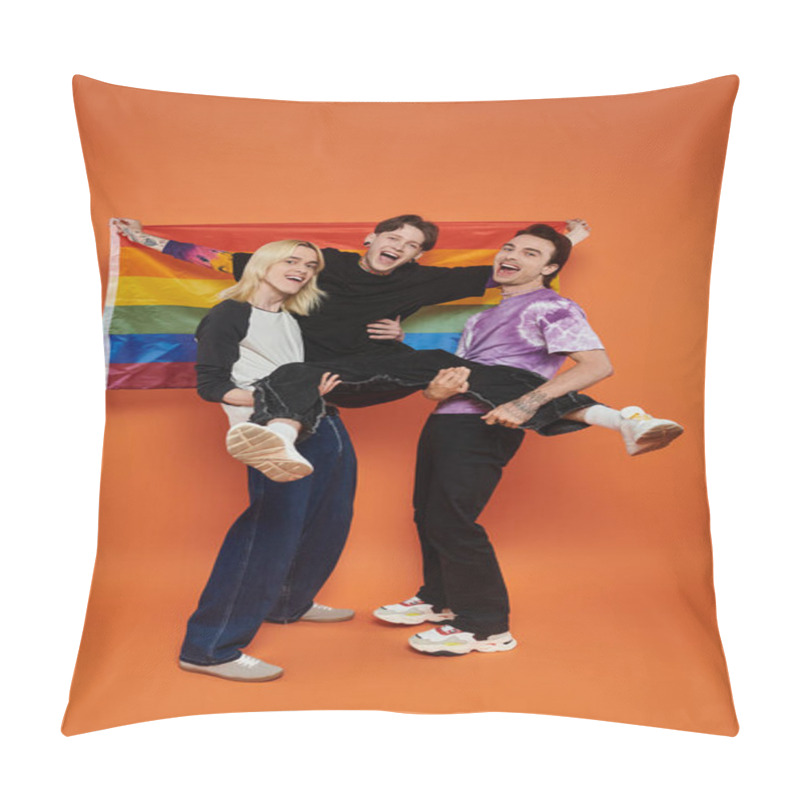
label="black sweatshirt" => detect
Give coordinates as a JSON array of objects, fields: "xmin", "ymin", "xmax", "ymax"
[{"xmin": 233, "ymin": 248, "xmax": 491, "ymax": 361}]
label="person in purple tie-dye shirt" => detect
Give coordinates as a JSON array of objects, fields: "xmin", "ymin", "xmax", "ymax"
[{"xmin": 374, "ymin": 224, "xmax": 683, "ymax": 657}]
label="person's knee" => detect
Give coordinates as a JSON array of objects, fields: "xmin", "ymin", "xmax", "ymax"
[{"xmin": 270, "ymin": 362, "xmax": 320, "ymax": 381}]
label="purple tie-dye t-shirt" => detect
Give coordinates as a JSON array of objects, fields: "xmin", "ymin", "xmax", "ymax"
[{"xmin": 435, "ymin": 287, "xmax": 604, "ymax": 416}]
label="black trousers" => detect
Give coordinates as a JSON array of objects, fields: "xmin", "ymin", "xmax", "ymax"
[
  {"xmin": 251, "ymin": 348, "xmax": 597, "ymax": 438},
  {"xmin": 413, "ymin": 414, "xmax": 526, "ymax": 638}
]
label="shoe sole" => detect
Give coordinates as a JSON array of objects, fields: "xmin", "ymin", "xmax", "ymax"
[
  {"xmin": 409, "ymin": 636, "xmax": 518, "ymax": 656},
  {"xmin": 226, "ymin": 424, "xmax": 313, "ymax": 482},
  {"xmin": 628, "ymin": 422, "xmax": 684, "ymax": 456},
  {"xmin": 373, "ymin": 609, "xmax": 456, "ymax": 625},
  {"xmin": 300, "ymin": 611, "xmax": 355, "ymax": 623},
  {"xmin": 178, "ymin": 661, "xmax": 284, "ymax": 682}
]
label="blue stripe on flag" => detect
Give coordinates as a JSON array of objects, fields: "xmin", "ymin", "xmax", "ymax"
[
  {"xmin": 109, "ymin": 333, "xmax": 197, "ymax": 364},
  {"xmin": 404, "ymin": 332, "xmax": 461, "ymax": 354}
]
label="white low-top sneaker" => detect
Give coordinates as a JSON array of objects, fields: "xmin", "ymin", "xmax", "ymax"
[
  {"xmin": 409, "ymin": 625, "xmax": 517, "ymax": 656},
  {"xmin": 226, "ymin": 422, "xmax": 313, "ymax": 482},
  {"xmin": 299, "ymin": 603, "xmax": 355, "ymax": 622},
  {"xmin": 178, "ymin": 653, "xmax": 283, "ymax": 682},
  {"xmin": 620, "ymin": 406, "xmax": 684, "ymax": 456},
  {"xmin": 373, "ymin": 596, "xmax": 455, "ymax": 625}
]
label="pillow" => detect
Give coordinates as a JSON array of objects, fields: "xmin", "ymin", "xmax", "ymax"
[{"xmin": 64, "ymin": 74, "xmax": 739, "ymax": 736}]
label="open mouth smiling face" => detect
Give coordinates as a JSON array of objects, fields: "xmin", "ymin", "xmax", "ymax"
[
  {"xmin": 363, "ymin": 224, "xmax": 426, "ymax": 273},
  {"xmin": 495, "ymin": 261, "xmax": 522, "ymax": 278},
  {"xmin": 377, "ymin": 249, "xmax": 402, "ymax": 267},
  {"xmin": 492, "ymin": 234, "xmax": 558, "ymax": 289},
  {"xmin": 266, "ymin": 245, "xmax": 320, "ymax": 295}
]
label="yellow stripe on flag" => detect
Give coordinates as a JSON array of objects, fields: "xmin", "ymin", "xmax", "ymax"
[
  {"xmin": 439, "ymin": 287, "xmax": 502, "ymax": 306},
  {"xmin": 417, "ymin": 249, "xmax": 496, "ymax": 267},
  {"xmin": 115, "ymin": 276, "xmax": 233, "ymax": 307},
  {"xmin": 120, "ymin": 248, "xmax": 232, "ymax": 280}
]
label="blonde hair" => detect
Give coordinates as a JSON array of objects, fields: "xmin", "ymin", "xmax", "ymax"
[{"xmin": 220, "ymin": 239, "xmax": 326, "ymax": 316}]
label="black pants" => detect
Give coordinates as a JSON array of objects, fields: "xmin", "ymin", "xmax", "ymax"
[
  {"xmin": 251, "ymin": 348, "xmax": 597, "ymax": 437},
  {"xmin": 413, "ymin": 414, "xmax": 526, "ymax": 638}
]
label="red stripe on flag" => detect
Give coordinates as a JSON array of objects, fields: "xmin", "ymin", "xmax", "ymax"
[
  {"xmin": 144, "ymin": 220, "xmax": 565, "ymax": 254},
  {"xmin": 107, "ymin": 362, "xmax": 197, "ymax": 390}
]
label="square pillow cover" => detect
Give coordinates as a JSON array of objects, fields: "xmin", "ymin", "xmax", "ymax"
[{"xmin": 64, "ymin": 75, "xmax": 739, "ymax": 736}]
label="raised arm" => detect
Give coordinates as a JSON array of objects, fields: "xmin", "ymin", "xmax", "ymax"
[
  {"xmin": 112, "ymin": 218, "xmax": 237, "ymax": 275},
  {"xmin": 564, "ymin": 219, "xmax": 591, "ymax": 246},
  {"xmin": 482, "ymin": 349, "xmax": 612, "ymax": 428}
]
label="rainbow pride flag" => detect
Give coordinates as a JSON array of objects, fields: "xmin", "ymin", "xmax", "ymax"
[{"xmin": 104, "ymin": 221, "xmax": 566, "ymax": 390}]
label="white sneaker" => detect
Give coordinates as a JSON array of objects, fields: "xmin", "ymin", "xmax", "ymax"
[
  {"xmin": 620, "ymin": 406, "xmax": 684, "ymax": 456},
  {"xmin": 178, "ymin": 653, "xmax": 283, "ymax": 682},
  {"xmin": 409, "ymin": 625, "xmax": 517, "ymax": 656},
  {"xmin": 299, "ymin": 603, "xmax": 355, "ymax": 622},
  {"xmin": 373, "ymin": 596, "xmax": 455, "ymax": 625},
  {"xmin": 226, "ymin": 422, "xmax": 313, "ymax": 482}
]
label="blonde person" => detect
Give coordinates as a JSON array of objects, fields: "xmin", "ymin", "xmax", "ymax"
[{"xmin": 179, "ymin": 240, "xmax": 399, "ymax": 682}]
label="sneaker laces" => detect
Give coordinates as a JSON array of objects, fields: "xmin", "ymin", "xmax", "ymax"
[
  {"xmin": 237, "ymin": 654, "xmax": 261, "ymax": 668},
  {"xmin": 437, "ymin": 625, "xmax": 462, "ymax": 634},
  {"xmin": 312, "ymin": 603, "xmax": 333, "ymax": 611}
]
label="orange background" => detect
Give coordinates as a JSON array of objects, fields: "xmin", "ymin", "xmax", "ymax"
[{"xmin": 65, "ymin": 75, "xmax": 739, "ymax": 735}]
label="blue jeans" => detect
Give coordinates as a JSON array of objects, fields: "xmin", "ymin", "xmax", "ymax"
[{"xmin": 179, "ymin": 413, "xmax": 357, "ymax": 666}]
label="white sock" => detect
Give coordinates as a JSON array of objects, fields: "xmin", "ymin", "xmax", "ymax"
[
  {"xmin": 582, "ymin": 405, "xmax": 623, "ymax": 430},
  {"xmin": 266, "ymin": 421, "xmax": 300, "ymax": 443}
]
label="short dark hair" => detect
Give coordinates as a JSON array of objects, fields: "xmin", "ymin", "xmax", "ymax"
[
  {"xmin": 514, "ymin": 223, "xmax": 572, "ymax": 287},
  {"xmin": 374, "ymin": 214, "xmax": 439, "ymax": 252}
]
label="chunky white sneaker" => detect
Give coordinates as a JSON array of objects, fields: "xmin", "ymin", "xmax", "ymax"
[
  {"xmin": 299, "ymin": 603, "xmax": 355, "ymax": 622},
  {"xmin": 620, "ymin": 406, "xmax": 684, "ymax": 456},
  {"xmin": 178, "ymin": 653, "xmax": 284, "ymax": 682},
  {"xmin": 409, "ymin": 625, "xmax": 517, "ymax": 656},
  {"xmin": 226, "ymin": 422, "xmax": 313, "ymax": 482},
  {"xmin": 373, "ymin": 596, "xmax": 456, "ymax": 625}
]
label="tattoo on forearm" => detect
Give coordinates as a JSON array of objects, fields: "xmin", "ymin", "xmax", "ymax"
[
  {"xmin": 123, "ymin": 228, "xmax": 167, "ymax": 251},
  {"xmin": 141, "ymin": 234, "xmax": 166, "ymax": 248},
  {"xmin": 509, "ymin": 390, "xmax": 548, "ymax": 418}
]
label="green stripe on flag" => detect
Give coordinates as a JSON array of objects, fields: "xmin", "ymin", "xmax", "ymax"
[
  {"xmin": 110, "ymin": 303, "xmax": 491, "ymax": 336},
  {"xmin": 403, "ymin": 305, "xmax": 488, "ymax": 333},
  {"xmin": 109, "ymin": 305, "xmax": 208, "ymax": 335}
]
